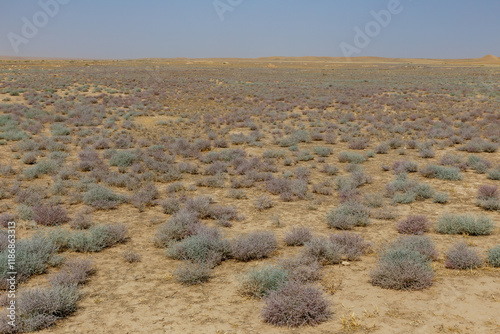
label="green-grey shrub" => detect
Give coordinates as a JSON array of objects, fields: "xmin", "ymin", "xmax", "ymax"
[
  {"xmin": 109, "ymin": 150, "xmax": 137, "ymax": 167},
  {"xmin": 231, "ymin": 231, "xmax": 277, "ymax": 262},
  {"xmin": 302, "ymin": 237, "xmax": 342, "ymax": 265},
  {"xmin": 445, "ymin": 242, "xmax": 482, "ymax": 270},
  {"xmin": 0, "ymin": 235, "xmax": 59, "ymax": 288},
  {"xmin": 326, "ymin": 201, "xmax": 370, "ymax": 230},
  {"xmin": 487, "ymin": 168, "xmax": 500, "ymax": 180},
  {"xmin": 370, "ymin": 248, "xmax": 434, "ymax": 290},
  {"xmin": 388, "ymin": 235, "xmax": 438, "ymax": 261},
  {"xmin": 436, "ymin": 214, "xmax": 494, "ymax": 235},
  {"xmin": 433, "ymin": 192, "xmax": 449, "ymax": 204},
  {"xmin": 15, "ymin": 285, "xmax": 80, "ymax": 332},
  {"xmin": 487, "ymin": 245, "xmax": 500, "ymax": 267},
  {"xmin": 313, "ymin": 147, "xmax": 333, "ymax": 157},
  {"xmin": 65, "ymin": 223, "xmax": 128, "ymax": 252},
  {"xmin": 167, "ymin": 226, "xmax": 230, "ymax": 267},
  {"xmin": 51, "ymin": 123, "xmax": 71, "ymax": 136},
  {"xmin": 338, "ymin": 151, "xmax": 366, "ymax": 164},
  {"xmin": 83, "ymin": 185, "xmax": 126, "ymax": 209},
  {"xmin": 420, "ymin": 165, "xmax": 462, "ymax": 181},
  {"xmin": 240, "ymin": 265, "xmax": 289, "ymax": 298},
  {"xmin": 392, "ymin": 192, "xmax": 417, "ymax": 204},
  {"xmin": 173, "ymin": 262, "xmax": 211, "ymax": 285}
]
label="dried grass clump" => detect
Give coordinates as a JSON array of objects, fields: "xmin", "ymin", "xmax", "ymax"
[
  {"xmin": 122, "ymin": 249, "xmax": 142, "ymax": 263},
  {"xmin": 254, "ymin": 195, "xmax": 274, "ymax": 211}
]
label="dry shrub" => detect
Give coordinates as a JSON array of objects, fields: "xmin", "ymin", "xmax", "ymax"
[
  {"xmin": 49, "ymin": 258, "xmax": 94, "ymax": 286},
  {"xmin": 283, "ymin": 226, "xmax": 312, "ymax": 246},
  {"xmin": 302, "ymin": 237, "xmax": 342, "ymax": 265},
  {"xmin": 240, "ymin": 265, "xmax": 289, "ymax": 298},
  {"xmin": 370, "ymin": 248, "xmax": 434, "ymax": 291},
  {"xmin": 174, "ymin": 262, "xmax": 211, "ymax": 285},
  {"xmin": 32, "ymin": 204, "xmax": 69, "ymax": 226},
  {"xmin": 445, "ymin": 242, "xmax": 482, "ymax": 270},
  {"xmin": 262, "ymin": 282, "xmax": 330, "ymax": 327},
  {"xmin": 326, "ymin": 200, "xmax": 370, "ymax": 230},
  {"xmin": 153, "ymin": 210, "xmax": 200, "ymax": 247},
  {"xmin": 231, "ymin": 231, "xmax": 277, "ymax": 262},
  {"xmin": 396, "ymin": 215, "xmax": 430, "ymax": 235},
  {"xmin": 329, "ymin": 232, "xmax": 370, "ymax": 261},
  {"xmin": 167, "ymin": 226, "xmax": 231, "ymax": 267}
]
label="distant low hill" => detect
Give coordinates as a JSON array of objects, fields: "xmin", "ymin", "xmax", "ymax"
[{"xmin": 1, "ymin": 55, "xmax": 499, "ymax": 64}]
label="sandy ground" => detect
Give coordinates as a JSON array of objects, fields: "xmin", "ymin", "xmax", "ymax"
[{"xmin": 0, "ymin": 56, "xmax": 499, "ymax": 333}]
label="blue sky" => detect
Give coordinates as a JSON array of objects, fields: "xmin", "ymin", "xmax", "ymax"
[{"xmin": 1, "ymin": 0, "xmax": 499, "ymax": 59}]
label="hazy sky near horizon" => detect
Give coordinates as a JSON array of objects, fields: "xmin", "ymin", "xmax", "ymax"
[{"xmin": 0, "ymin": 0, "xmax": 499, "ymax": 59}]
